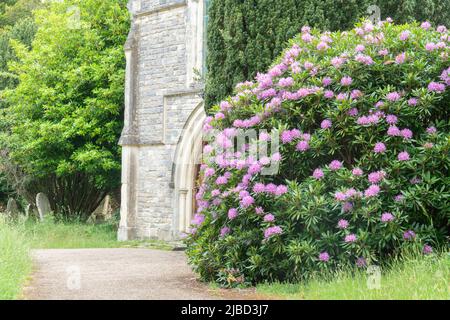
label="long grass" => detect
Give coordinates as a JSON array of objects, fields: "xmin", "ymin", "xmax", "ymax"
[
  {"xmin": 257, "ymin": 252, "xmax": 450, "ymax": 300},
  {"xmin": 22, "ymin": 217, "xmax": 173, "ymax": 250},
  {"xmin": 0, "ymin": 217, "xmax": 32, "ymax": 300}
]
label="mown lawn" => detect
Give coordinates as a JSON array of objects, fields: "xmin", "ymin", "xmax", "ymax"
[{"xmin": 256, "ymin": 253, "xmax": 450, "ymax": 300}]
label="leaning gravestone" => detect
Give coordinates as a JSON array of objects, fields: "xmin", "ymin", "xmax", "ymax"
[
  {"xmin": 6, "ymin": 198, "xmax": 19, "ymax": 217},
  {"xmin": 36, "ymin": 193, "xmax": 52, "ymax": 221},
  {"xmin": 25, "ymin": 203, "xmax": 38, "ymax": 220}
]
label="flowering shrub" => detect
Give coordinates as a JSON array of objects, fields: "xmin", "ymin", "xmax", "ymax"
[{"xmin": 185, "ymin": 20, "xmax": 450, "ymax": 286}]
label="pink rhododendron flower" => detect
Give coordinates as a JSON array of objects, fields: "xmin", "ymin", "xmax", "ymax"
[
  {"xmin": 351, "ymin": 90, "xmax": 363, "ymax": 99},
  {"xmin": 271, "ymin": 152, "xmax": 281, "ymax": 162},
  {"xmin": 423, "ymin": 245, "xmax": 433, "ymax": 255},
  {"xmin": 394, "ymin": 194, "xmax": 404, "ymax": 202},
  {"xmin": 322, "ymin": 77, "xmax": 332, "ymax": 86},
  {"xmin": 355, "ymin": 54, "xmax": 374, "ymax": 65},
  {"xmin": 421, "ymin": 21, "xmax": 432, "ymax": 30},
  {"xmin": 320, "ymin": 119, "xmax": 332, "ymax": 129},
  {"xmin": 395, "ymin": 52, "xmax": 406, "ymax": 64},
  {"xmin": 265, "ymin": 183, "xmax": 277, "ymax": 194},
  {"xmin": 338, "ymin": 219, "xmax": 349, "ymax": 229},
  {"xmin": 426, "ymin": 126, "xmax": 437, "ymax": 134},
  {"xmin": 264, "ymin": 226, "xmax": 283, "ymax": 238},
  {"xmin": 335, "ymin": 191, "xmax": 347, "ymax": 201},
  {"xmin": 347, "ymin": 108, "xmax": 358, "ymax": 116},
  {"xmin": 381, "ymin": 212, "xmax": 394, "ymax": 222},
  {"xmin": 401, "ymin": 128, "xmax": 413, "ymax": 139},
  {"xmin": 331, "ymin": 56, "xmax": 345, "ymax": 68},
  {"xmin": 355, "ymin": 44, "xmax": 365, "ymax": 52},
  {"xmin": 329, "ymin": 160, "xmax": 342, "ymax": 171},
  {"xmin": 425, "ymin": 42, "xmax": 436, "ymax": 51},
  {"xmin": 319, "ymin": 252, "xmax": 330, "ymax": 262},
  {"xmin": 437, "ymin": 25, "xmax": 447, "ymax": 33},
  {"xmin": 428, "ymin": 82, "xmax": 445, "ymax": 93},
  {"xmin": 216, "ymin": 176, "xmax": 228, "ymax": 185},
  {"xmin": 364, "ymin": 184, "xmax": 380, "ymax": 198},
  {"xmin": 403, "ymin": 230, "xmax": 416, "ymax": 240},
  {"xmin": 296, "ymin": 140, "xmax": 309, "ymax": 152},
  {"xmin": 275, "ymin": 185, "xmax": 288, "ymax": 196},
  {"xmin": 317, "ymin": 41, "xmax": 329, "ymax": 50},
  {"xmin": 192, "ymin": 214, "xmax": 205, "ymax": 226},
  {"xmin": 399, "ymin": 30, "xmax": 411, "ymax": 41},
  {"xmin": 387, "ymin": 126, "xmax": 401, "ymax": 136},
  {"xmin": 397, "ymin": 151, "xmax": 410, "ymax": 161},
  {"xmin": 386, "ymin": 91, "xmax": 401, "ymax": 101},
  {"xmin": 378, "ymin": 48, "xmax": 389, "ymax": 56},
  {"xmin": 220, "ymin": 227, "xmax": 230, "ymax": 237},
  {"xmin": 324, "ymin": 90, "xmax": 334, "ymax": 99},
  {"xmin": 228, "ymin": 208, "xmax": 238, "ymax": 220},
  {"xmin": 352, "ymin": 168, "xmax": 363, "ymax": 176},
  {"xmin": 385, "ymin": 114, "xmax": 398, "ymax": 124},
  {"xmin": 374, "ymin": 142, "xmax": 386, "ymax": 153},
  {"xmin": 264, "ymin": 214, "xmax": 275, "ymax": 222},
  {"xmin": 343, "ymin": 202, "xmax": 353, "ymax": 212},
  {"xmin": 408, "ymin": 98, "xmax": 418, "ymax": 106},
  {"xmin": 345, "ymin": 234, "xmax": 357, "ymax": 243},
  {"xmin": 313, "ymin": 168, "xmax": 324, "ymax": 180},
  {"xmin": 340, "ymin": 76, "xmax": 353, "ymax": 86},
  {"xmin": 278, "ymin": 77, "xmax": 294, "ymax": 87},
  {"xmin": 368, "ymin": 171, "xmax": 385, "ymax": 184},
  {"xmin": 253, "ymin": 183, "xmax": 266, "ymax": 194},
  {"xmin": 240, "ymin": 195, "xmax": 255, "ymax": 208}
]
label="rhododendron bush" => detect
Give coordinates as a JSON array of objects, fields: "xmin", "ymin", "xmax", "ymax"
[{"xmin": 185, "ymin": 20, "xmax": 450, "ymax": 286}]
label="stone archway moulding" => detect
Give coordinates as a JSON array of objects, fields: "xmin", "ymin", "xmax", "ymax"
[{"xmin": 172, "ymin": 102, "xmax": 206, "ymax": 235}]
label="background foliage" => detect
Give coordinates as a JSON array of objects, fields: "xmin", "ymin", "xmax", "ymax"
[
  {"xmin": 0, "ymin": 0, "xmax": 40, "ymax": 205},
  {"xmin": 0, "ymin": 0, "xmax": 129, "ymax": 219},
  {"xmin": 205, "ymin": 0, "xmax": 450, "ymax": 110}
]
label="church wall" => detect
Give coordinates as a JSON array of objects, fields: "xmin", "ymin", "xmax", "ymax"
[{"xmin": 119, "ymin": 0, "xmax": 205, "ymax": 241}]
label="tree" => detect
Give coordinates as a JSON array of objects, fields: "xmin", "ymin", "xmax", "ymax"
[
  {"xmin": 0, "ymin": 0, "xmax": 40, "ymax": 205},
  {"xmin": 205, "ymin": 0, "xmax": 450, "ymax": 110},
  {"xmin": 205, "ymin": 0, "xmax": 371, "ymax": 109},
  {"xmin": 0, "ymin": 0, "xmax": 129, "ymax": 219}
]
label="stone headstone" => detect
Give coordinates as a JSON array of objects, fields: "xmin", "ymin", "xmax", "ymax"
[
  {"xmin": 89, "ymin": 195, "xmax": 112, "ymax": 222},
  {"xmin": 25, "ymin": 203, "xmax": 38, "ymax": 220},
  {"xmin": 36, "ymin": 193, "xmax": 52, "ymax": 221},
  {"xmin": 6, "ymin": 198, "xmax": 19, "ymax": 217}
]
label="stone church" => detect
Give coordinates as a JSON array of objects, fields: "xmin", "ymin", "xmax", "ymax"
[{"xmin": 118, "ymin": 0, "xmax": 210, "ymax": 241}]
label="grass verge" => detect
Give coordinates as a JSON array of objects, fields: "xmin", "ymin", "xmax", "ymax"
[
  {"xmin": 256, "ymin": 252, "xmax": 450, "ymax": 300},
  {"xmin": 0, "ymin": 218, "xmax": 32, "ymax": 300}
]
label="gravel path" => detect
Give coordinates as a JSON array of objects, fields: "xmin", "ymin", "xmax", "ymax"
[{"xmin": 23, "ymin": 248, "xmax": 223, "ymax": 300}]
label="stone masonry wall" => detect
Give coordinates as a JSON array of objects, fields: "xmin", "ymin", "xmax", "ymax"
[{"xmin": 120, "ymin": 0, "xmax": 205, "ymax": 241}]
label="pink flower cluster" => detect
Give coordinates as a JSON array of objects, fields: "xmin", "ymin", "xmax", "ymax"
[{"xmin": 264, "ymin": 226, "xmax": 283, "ymax": 239}]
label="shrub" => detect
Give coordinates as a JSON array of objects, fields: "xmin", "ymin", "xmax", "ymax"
[{"xmin": 186, "ymin": 20, "xmax": 450, "ymax": 286}]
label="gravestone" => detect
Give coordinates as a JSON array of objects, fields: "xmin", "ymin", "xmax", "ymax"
[
  {"xmin": 25, "ymin": 203, "xmax": 38, "ymax": 220},
  {"xmin": 6, "ymin": 198, "xmax": 19, "ymax": 217},
  {"xmin": 36, "ymin": 193, "xmax": 52, "ymax": 221},
  {"xmin": 89, "ymin": 195, "xmax": 112, "ymax": 222}
]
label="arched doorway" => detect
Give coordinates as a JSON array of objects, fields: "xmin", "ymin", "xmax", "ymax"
[{"xmin": 172, "ymin": 103, "xmax": 206, "ymax": 234}]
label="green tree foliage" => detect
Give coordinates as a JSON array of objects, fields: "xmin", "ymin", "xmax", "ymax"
[
  {"xmin": 375, "ymin": 0, "xmax": 450, "ymax": 26},
  {"xmin": 0, "ymin": 0, "xmax": 129, "ymax": 219},
  {"xmin": 0, "ymin": 0, "xmax": 40, "ymax": 204},
  {"xmin": 205, "ymin": 0, "xmax": 450, "ymax": 109}
]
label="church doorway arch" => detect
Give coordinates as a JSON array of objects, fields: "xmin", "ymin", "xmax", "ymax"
[{"xmin": 172, "ymin": 102, "xmax": 206, "ymax": 235}]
